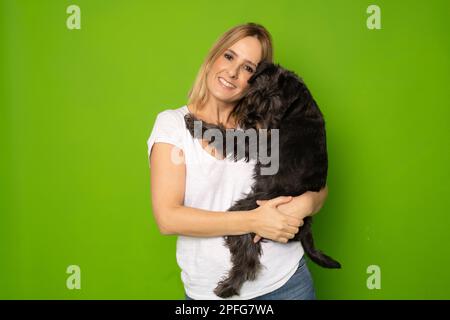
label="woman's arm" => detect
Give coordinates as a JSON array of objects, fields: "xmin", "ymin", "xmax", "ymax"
[
  {"xmin": 311, "ymin": 185, "xmax": 328, "ymax": 214},
  {"xmin": 256, "ymin": 185, "xmax": 329, "ymax": 220},
  {"xmin": 150, "ymin": 143, "xmax": 251, "ymax": 236},
  {"xmin": 150, "ymin": 143, "xmax": 300, "ymax": 240},
  {"xmin": 292, "ymin": 185, "xmax": 329, "ymax": 217}
]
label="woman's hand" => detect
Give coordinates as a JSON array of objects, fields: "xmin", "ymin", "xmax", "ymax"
[
  {"xmin": 253, "ymin": 186, "xmax": 328, "ymax": 243},
  {"xmin": 249, "ymin": 196, "xmax": 304, "ymax": 244}
]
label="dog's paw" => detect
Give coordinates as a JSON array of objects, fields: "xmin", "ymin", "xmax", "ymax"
[{"xmin": 214, "ymin": 282, "xmax": 239, "ymax": 298}]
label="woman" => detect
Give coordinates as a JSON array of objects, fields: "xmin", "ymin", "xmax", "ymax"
[{"xmin": 147, "ymin": 23, "xmax": 328, "ymax": 300}]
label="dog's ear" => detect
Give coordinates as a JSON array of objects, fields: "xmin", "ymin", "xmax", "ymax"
[
  {"xmin": 259, "ymin": 94, "xmax": 284, "ymax": 130},
  {"xmin": 248, "ymin": 61, "xmax": 272, "ymax": 84},
  {"xmin": 281, "ymin": 73, "xmax": 303, "ymax": 105}
]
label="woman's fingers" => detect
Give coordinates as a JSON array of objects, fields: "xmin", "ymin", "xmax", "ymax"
[
  {"xmin": 265, "ymin": 196, "xmax": 293, "ymax": 207},
  {"xmin": 256, "ymin": 196, "xmax": 293, "ymax": 207},
  {"xmin": 252, "ymin": 196, "xmax": 303, "ymax": 244},
  {"xmin": 254, "ymin": 229, "xmax": 297, "ymax": 243},
  {"xmin": 278, "ymin": 237, "xmax": 289, "ymax": 243},
  {"xmin": 286, "ymin": 225, "xmax": 299, "ymax": 235},
  {"xmin": 253, "ymin": 234, "xmax": 262, "ymax": 243},
  {"xmin": 256, "ymin": 199, "xmax": 268, "ymax": 206},
  {"xmin": 286, "ymin": 215, "xmax": 303, "ymax": 227},
  {"xmin": 282, "ymin": 231, "xmax": 296, "ymax": 241}
]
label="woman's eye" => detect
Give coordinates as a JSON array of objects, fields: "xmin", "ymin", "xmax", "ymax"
[
  {"xmin": 245, "ymin": 65, "xmax": 254, "ymax": 73},
  {"xmin": 224, "ymin": 53, "xmax": 253, "ymax": 73}
]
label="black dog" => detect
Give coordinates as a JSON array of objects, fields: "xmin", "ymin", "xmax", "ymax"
[{"xmin": 184, "ymin": 61, "xmax": 341, "ymax": 298}]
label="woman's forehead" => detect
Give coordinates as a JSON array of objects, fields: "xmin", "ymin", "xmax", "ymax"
[{"xmin": 228, "ymin": 37, "xmax": 262, "ymax": 65}]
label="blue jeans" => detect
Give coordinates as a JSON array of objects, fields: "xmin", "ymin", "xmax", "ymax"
[{"xmin": 185, "ymin": 255, "xmax": 316, "ymax": 300}]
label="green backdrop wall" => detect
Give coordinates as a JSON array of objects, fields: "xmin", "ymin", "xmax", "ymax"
[{"xmin": 1, "ymin": 0, "xmax": 449, "ymax": 299}]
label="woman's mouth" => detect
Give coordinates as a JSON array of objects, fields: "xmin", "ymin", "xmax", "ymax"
[{"xmin": 218, "ymin": 77, "xmax": 236, "ymax": 90}]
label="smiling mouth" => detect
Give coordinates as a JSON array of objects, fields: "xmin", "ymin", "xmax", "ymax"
[{"xmin": 218, "ymin": 77, "xmax": 236, "ymax": 89}]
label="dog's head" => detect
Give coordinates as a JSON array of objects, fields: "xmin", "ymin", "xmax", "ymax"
[{"xmin": 234, "ymin": 61, "xmax": 303, "ymax": 130}]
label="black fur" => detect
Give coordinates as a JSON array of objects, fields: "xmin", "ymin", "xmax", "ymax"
[{"xmin": 184, "ymin": 61, "xmax": 341, "ymax": 298}]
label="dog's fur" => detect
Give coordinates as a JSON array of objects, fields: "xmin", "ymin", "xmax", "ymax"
[{"xmin": 184, "ymin": 61, "xmax": 341, "ymax": 298}]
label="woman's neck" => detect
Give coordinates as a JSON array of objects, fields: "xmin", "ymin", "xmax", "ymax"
[{"xmin": 188, "ymin": 99, "xmax": 237, "ymax": 129}]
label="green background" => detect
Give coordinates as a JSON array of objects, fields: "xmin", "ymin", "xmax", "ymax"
[{"xmin": 1, "ymin": 0, "xmax": 449, "ymax": 299}]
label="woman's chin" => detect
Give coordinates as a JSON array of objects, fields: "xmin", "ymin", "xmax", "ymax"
[{"xmin": 211, "ymin": 91, "xmax": 240, "ymax": 104}]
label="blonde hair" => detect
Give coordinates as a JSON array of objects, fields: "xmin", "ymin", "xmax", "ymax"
[{"xmin": 187, "ymin": 22, "xmax": 274, "ymax": 114}]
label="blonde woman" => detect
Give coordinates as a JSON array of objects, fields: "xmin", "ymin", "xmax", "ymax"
[{"xmin": 147, "ymin": 23, "xmax": 328, "ymax": 300}]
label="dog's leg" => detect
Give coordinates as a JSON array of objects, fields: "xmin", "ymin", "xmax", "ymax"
[{"xmin": 214, "ymin": 234, "xmax": 263, "ymax": 298}]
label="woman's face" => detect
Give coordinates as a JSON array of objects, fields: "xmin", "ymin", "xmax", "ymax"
[{"xmin": 206, "ymin": 36, "xmax": 262, "ymax": 104}]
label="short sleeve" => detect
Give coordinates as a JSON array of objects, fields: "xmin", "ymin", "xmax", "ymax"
[{"xmin": 147, "ymin": 111, "xmax": 185, "ymax": 159}]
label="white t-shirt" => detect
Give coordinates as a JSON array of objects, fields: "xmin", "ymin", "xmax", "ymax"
[{"xmin": 147, "ymin": 105, "xmax": 304, "ymax": 300}]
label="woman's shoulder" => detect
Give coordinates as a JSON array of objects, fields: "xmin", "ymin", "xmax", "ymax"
[
  {"xmin": 150, "ymin": 104, "xmax": 190, "ymax": 138},
  {"xmin": 147, "ymin": 105, "xmax": 189, "ymax": 157},
  {"xmin": 156, "ymin": 105, "xmax": 189, "ymax": 125}
]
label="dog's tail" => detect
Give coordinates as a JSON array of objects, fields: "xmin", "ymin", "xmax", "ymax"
[{"xmin": 299, "ymin": 217, "xmax": 341, "ymax": 269}]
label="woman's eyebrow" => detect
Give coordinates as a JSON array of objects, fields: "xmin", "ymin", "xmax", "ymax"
[{"xmin": 227, "ymin": 49, "xmax": 257, "ymax": 68}]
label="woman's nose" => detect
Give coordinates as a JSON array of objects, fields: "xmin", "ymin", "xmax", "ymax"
[{"xmin": 227, "ymin": 64, "xmax": 240, "ymax": 79}]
